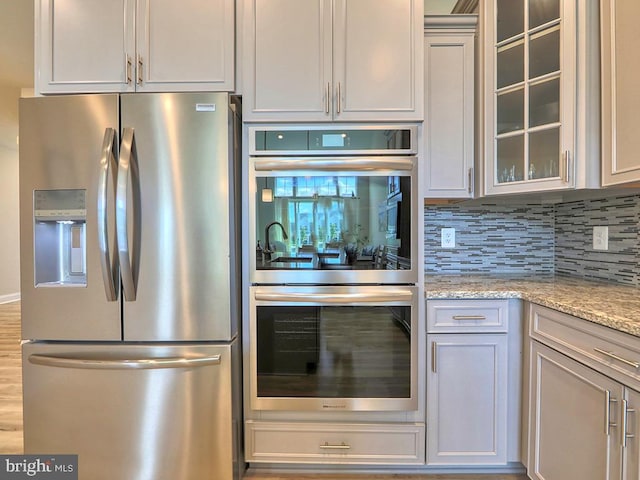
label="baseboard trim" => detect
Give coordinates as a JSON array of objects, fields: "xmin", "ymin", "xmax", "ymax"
[{"xmin": 0, "ymin": 293, "xmax": 20, "ymax": 304}]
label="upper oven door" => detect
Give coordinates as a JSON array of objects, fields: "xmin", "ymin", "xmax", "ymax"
[{"xmin": 249, "ymin": 155, "xmax": 418, "ymax": 285}]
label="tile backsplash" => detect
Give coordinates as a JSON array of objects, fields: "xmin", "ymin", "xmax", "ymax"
[
  {"xmin": 555, "ymin": 195, "xmax": 640, "ymax": 285},
  {"xmin": 424, "ymin": 203, "xmax": 555, "ymax": 275},
  {"xmin": 424, "ymin": 194, "xmax": 640, "ymax": 286}
]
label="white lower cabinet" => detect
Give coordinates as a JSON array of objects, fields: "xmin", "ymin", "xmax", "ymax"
[
  {"xmin": 526, "ymin": 303, "xmax": 640, "ymax": 480},
  {"xmin": 425, "ymin": 299, "xmax": 519, "ymax": 466},
  {"xmin": 244, "ymin": 421, "xmax": 425, "ymax": 464},
  {"xmin": 528, "ymin": 341, "xmax": 622, "ymax": 480},
  {"xmin": 426, "ymin": 333, "xmax": 508, "ymax": 464},
  {"xmin": 624, "ymin": 388, "xmax": 640, "ymax": 479}
]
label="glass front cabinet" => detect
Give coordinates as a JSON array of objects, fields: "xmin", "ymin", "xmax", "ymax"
[{"xmin": 483, "ymin": 0, "xmax": 600, "ymax": 195}]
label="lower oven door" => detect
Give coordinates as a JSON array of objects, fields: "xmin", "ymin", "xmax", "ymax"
[{"xmin": 250, "ymin": 285, "xmax": 418, "ymax": 412}]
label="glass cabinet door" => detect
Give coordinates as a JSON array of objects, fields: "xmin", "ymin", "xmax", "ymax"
[{"xmin": 491, "ymin": 0, "xmax": 571, "ymax": 191}]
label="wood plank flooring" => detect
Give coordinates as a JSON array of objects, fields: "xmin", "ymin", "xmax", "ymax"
[
  {"xmin": 0, "ymin": 301, "xmax": 22, "ymax": 454},
  {"xmin": 244, "ymin": 473, "xmax": 528, "ymax": 480},
  {"xmin": 0, "ymin": 302, "xmax": 527, "ymax": 479}
]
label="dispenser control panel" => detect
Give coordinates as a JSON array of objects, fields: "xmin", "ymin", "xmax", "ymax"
[{"xmin": 34, "ymin": 189, "xmax": 86, "ymax": 221}]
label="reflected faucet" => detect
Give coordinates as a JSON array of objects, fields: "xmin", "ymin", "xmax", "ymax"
[{"xmin": 264, "ymin": 221, "xmax": 288, "ymax": 262}]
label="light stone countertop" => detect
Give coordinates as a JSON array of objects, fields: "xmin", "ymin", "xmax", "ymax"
[{"xmin": 425, "ymin": 275, "xmax": 640, "ymax": 337}]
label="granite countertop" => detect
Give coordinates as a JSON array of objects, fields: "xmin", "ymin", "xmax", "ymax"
[{"xmin": 425, "ymin": 275, "xmax": 640, "ymax": 337}]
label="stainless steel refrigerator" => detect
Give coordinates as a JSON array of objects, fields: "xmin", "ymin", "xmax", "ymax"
[{"xmin": 19, "ymin": 92, "xmax": 243, "ymax": 480}]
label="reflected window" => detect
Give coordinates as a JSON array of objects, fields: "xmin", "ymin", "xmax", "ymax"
[{"xmin": 274, "ymin": 176, "xmax": 357, "ymax": 199}]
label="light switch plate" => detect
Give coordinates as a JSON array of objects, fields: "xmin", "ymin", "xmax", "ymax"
[{"xmin": 593, "ymin": 226, "xmax": 609, "ymax": 251}]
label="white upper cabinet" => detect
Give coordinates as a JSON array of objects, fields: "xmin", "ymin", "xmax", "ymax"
[
  {"xmin": 482, "ymin": 0, "xmax": 599, "ymax": 195},
  {"xmin": 601, "ymin": 0, "xmax": 640, "ymax": 186},
  {"xmin": 36, "ymin": 0, "xmax": 235, "ymax": 94},
  {"xmin": 244, "ymin": 0, "xmax": 331, "ymax": 120},
  {"xmin": 423, "ymin": 15, "xmax": 476, "ymax": 199},
  {"xmin": 243, "ymin": 0, "xmax": 423, "ymax": 121}
]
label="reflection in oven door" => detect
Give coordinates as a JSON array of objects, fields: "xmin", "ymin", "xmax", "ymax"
[
  {"xmin": 257, "ymin": 306, "xmax": 320, "ymax": 376},
  {"xmin": 249, "ymin": 157, "xmax": 418, "ymax": 285},
  {"xmin": 257, "ymin": 304, "xmax": 410, "ymax": 399},
  {"xmin": 251, "ymin": 285, "xmax": 418, "ymax": 412}
]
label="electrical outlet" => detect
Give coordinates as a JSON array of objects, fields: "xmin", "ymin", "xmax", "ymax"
[
  {"xmin": 593, "ymin": 226, "xmax": 609, "ymax": 251},
  {"xmin": 441, "ymin": 228, "xmax": 455, "ymax": 248}
]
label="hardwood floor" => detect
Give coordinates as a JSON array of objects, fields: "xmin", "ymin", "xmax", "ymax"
[
  {"xmin": 0, "ymin": 302, "xmax": 527, "ymax": 479},
  {"xmin": 0, "ymin": 301, "xmax": 22, "ymax": 454}
]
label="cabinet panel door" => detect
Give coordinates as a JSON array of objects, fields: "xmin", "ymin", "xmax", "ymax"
[
  {"xmin": 244, "ymin": 0, "xmax": 332, "ymax": 121},
  {"xmin": 426, "ymin": 334, "xmax": 508, "ymax": 465},
  {"xmin": 529, "ymin": 341, "xmax": 622, "ymax": 480},
  {"xmin": 333, "ymin": 0, "xmax": 422, "ymax": 121},
  {"xmin": 37, "ymin": 0, "xmax": 135, "ymax": 93},
  {"xmin": 136, "ymin": 0, "xmax": 234, "ymax": 92},
  {"xmin": 624, "ymin": 388, "xmax": 640, "ymax": 480},
  {"xmin": 601, "ymin": 0, "xmax": 640, "ymax": 186},
  {"xmin": 423, "ymin": 30, "xmax": 475, "ymax": 198}
]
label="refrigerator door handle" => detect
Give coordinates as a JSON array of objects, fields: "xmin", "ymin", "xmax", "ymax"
[
  {"xmin": 116, "ymin": 127, "xmax": 138, "ymax": 301},
  {"xmin": 28, "ymin": 354, "xmax": 222, "ymax": 370},
  {"xmin": 98, "ymin": 128, "xmax": 119, "ymax": 301}
]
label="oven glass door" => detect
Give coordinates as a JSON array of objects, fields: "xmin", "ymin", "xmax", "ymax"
[
  {"xmin": 250, "ymin": 286, "xmax": 418, "ymax": 411},
  {"xmin": 250, "ymin": 157, "xmax": 417, "ymax": 284}
]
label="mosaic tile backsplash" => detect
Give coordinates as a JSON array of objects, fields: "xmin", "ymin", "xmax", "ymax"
[
  {"xmin": 555, "ymin": 195, "xmax": 640, "ymax": 285},
  {"xmin": 424, "ymin": 194, "xmax": 640, "ymax": 286},
  {"xmin": 424, "ymin": 203, "xmax": 556, "ymax": 275}
]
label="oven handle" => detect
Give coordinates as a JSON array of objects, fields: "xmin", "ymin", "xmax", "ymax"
[
  {"xmin": 254, "ymin": 290, "xmax": 414, "ymax": 303},
  {"xmin": 253, "ymin": 157, "xmax": 415, "ymax": 172}
]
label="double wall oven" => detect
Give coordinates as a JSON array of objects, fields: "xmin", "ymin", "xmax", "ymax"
[{"xmin": 247, "ymin": 125, "xmax": 419, "ymax": 412}]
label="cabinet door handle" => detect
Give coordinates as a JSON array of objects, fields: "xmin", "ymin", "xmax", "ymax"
[
  {"xmin": 606, "ymin": 390, "xmax": 618, "ymax": 436},
  {"xmin": 325, "ymin": 83, "xmax": 330, "ymax": 114},
  {"xmin": 561, "ymin": 150, "xmax": 571, "ymax": 183},
  {"xmin": 319, "ymin": 442, "xmax": 350, "ymax": 450},
  {"xmin": 337, "ymin": 82, "xmax": 342, "ymax": 115},
  {"xmin": 468, "ymin": 167, "xmax": 474, "ymax": 194},
  {"xmin": 622, "ymin": 399, "xmax": 636, "ymax": 448},
  {"xmin": 431, "ymin": 342, "xmax": 437, "ymax": 373},
  {"xmin": 126, "ymin": 55, "xmax": 132, "ymax": 84},
  {"xmin": 137, "ymin": 55, "xmax": 143, "ymax": 85},
  {"xmin": 452, "ymin": 315, "xmax": 486, "ymax": 321},
  {"xmin": 594, "ymin": 348, "xmax": 640, "ymax": 369}
]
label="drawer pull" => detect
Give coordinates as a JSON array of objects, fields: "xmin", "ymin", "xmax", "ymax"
[
  {"xmin": 594, "ymin": 348, "xmax": 640, "ymax": 369},
  {"xmin": 452, "ymin": 315, "xmax": 487, "ymax": 320},
  {"xmin": 320, "ymin": 442, "xmax": 350, "ymax": 450}
]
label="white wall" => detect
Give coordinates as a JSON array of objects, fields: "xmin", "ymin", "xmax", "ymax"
[{"xmin": 0, "ymin": 86, "xmax": 21, "ymax": 302}]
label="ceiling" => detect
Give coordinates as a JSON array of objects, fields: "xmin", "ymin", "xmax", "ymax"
[{"xmin": 0, "ymin": 0, "xmax": 34, "ymax": 88}]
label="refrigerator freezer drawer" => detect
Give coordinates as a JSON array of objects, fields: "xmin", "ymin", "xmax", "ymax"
[{"xmin": 22, "ymin": 341, "xmax": 241, "ymax": 480}]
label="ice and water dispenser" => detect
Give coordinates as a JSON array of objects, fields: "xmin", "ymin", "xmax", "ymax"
[{"xmin": 33, "ymin": 189, "xmax": 87, "ymax": 287}]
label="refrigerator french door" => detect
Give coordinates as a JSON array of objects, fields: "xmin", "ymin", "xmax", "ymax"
[{"xmin": 19, "ymin": 93, "xmax": 242, "ymax": 480}]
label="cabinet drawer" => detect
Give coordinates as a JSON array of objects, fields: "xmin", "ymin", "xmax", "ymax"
[
  {"xmin": 245, "ymin": 421, "xmax": 425, "ymax": 465},
  {"xmin": 530, "ymin": 303, "xmax": 640, "ymax": 391},
  {"xmin": 427, "ymin": 299, "xmax": 509, "ymax": 333}
]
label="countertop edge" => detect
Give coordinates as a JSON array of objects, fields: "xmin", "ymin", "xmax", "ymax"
[{"xmin": 425, "ymin": 279, "xmax": 640, "ymax": 338}]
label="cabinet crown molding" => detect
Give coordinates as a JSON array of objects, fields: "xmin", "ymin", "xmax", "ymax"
[{"xmin": 424, "ymin": 14, "xmax": 477, "ymax": 30}]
